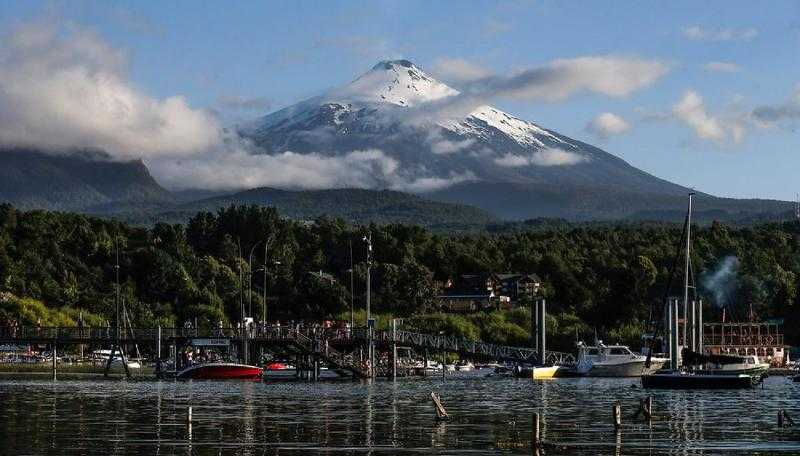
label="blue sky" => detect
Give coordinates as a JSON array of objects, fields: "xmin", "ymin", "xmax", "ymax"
[{"xmin": 1, "ymin": 1, "xmax": 799, "ymax": 199}]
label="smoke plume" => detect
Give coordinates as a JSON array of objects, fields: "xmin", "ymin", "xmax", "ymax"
[{"xmin": 700, "ymin": 255, "xmax": 739, "ymax": 308}]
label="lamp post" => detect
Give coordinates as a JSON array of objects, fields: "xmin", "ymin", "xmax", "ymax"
[
  {"xmin": 254, "ymin": 259, "xmax": 281, "ymax": 325},
  {"xmin": 248, "ymin": 240, "xmax": 267, "ymax": 321}
]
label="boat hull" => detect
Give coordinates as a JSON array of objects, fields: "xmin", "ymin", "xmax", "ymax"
[
  {"xmin": 587, "ymin": 360, "xmax": 666, "ymax": 377},
  {"xmin": 176, "ymin": 363, "xmax": 263, "ymax": 380},
  {"xmin": 515, "ymin": 365, "xmax": 564, "ymax": 379},
  {"xmin": 642, "ymin": 372, "xmax": 755, "ymax": 389}
]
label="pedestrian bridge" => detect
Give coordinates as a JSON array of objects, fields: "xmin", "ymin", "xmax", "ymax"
[{"xmin": 0, "ymin": 324, "xmax": 575, "ymax": 368}]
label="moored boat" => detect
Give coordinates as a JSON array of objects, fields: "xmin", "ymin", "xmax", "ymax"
[
  {"xmin": 642, "ymin": 371, "xmax": 757, "ymax": 389},
  {"xmin": 575, "ymin": 342, "xmax": 667, "ymax": 377},
  {"xmin": 176, "ymin": 362, "xmax": 263, "ymax": 380}
]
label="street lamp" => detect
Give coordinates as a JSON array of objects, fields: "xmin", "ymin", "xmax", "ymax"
[
  {"xmin": 248, "ymin": 239, "xmax": 269, "ymax": 319},
  {"xmin": 254, "ymin": 259, "xmax": 281, "ymax": 324}
]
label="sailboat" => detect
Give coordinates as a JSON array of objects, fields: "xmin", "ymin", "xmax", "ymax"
[{"xmin": 642, "ymin": 193, "xmax": 760, "ymax": 389}]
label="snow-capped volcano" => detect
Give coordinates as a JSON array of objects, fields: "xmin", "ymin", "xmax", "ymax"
[
  {"xmin": 241, "ymin": 60, "xmax": 694, "ymax": 219},
  {"xmin": 331, "ymin": 59, "xmax": 458, "ymax": 107}
]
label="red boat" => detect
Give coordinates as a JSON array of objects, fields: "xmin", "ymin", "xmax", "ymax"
[{"xmin": 176, "ymin": 362, "xmax": 263, "ymax": 380}]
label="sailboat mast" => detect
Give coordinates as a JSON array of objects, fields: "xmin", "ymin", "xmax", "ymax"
[{"xmin": 682, "ymin": 193, "xmax": 694, "ymax": 349}]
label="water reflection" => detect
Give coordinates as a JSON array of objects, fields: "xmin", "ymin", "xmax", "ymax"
[{"xmin": 0, "ymin": 375, "xmax": 799, "ymax": 454}]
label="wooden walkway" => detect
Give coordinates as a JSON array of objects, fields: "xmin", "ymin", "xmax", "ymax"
[{"xmin": 0, "ymin": 325, "xmax": 575, "ymax": 368}]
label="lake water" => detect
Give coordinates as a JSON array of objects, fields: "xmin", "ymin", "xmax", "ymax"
[{"xmin": 1, "ymin": 373, "xmax": 799, "ymax": 455}]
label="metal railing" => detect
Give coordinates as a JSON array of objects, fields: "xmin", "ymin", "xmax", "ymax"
[{"xmin": 0, "ymin": 325, "xmax": 575, "ymax": 365}]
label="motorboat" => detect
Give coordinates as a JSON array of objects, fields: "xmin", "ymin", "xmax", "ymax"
[
  {"xmin": 176, "ymin": 362, "xmax": 263, "ymax": 380},
  {"xmin": 688, "ymin": 354, "xmax": 769, "ymax": 378},
  {"xmin": 264, "ymin": 362, "xmax": 294, "ymax": 371},
  {"xmin": 575, "ymin": 342, "xmax": 667, "ymax": 377},
  {"xmin": 455, "ymin": 362, "xmax": 474, "ymax": 372}
]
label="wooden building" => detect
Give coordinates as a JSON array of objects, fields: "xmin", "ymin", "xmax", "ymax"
[{"xmin": 703, "ymin": 322, "xmax": 787, "ymax": 367}]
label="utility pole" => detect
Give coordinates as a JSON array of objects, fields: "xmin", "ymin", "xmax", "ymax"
[{"xmin": 364, "ymin": 232, "xmax": 374, "ymax": 377}]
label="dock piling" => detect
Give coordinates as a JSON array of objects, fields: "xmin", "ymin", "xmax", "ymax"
[
  {"xmin": 52, "ymin": 342, "xmax": 57, "ymax": 381},
  {"xmin": 532, "ymin": 412, "xmax": 540, "ymax": 448},
  {"xmin": 612, "ymin": 401, "xmax": 622, "ymax": 429},
  {"xmin": 778, "ymin": 409, "xmax": 794, "ymax": 427},
  {"xmin": 430, "ymin": 392, "xmax": 449, "ymax": 420}
]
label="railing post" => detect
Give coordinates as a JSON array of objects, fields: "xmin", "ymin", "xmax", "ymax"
[{"xmin": 392, "ymin": 319, "xmax": 397, "ymax": 381}]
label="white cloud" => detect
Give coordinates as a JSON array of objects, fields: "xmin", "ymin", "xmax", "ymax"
[
  {"xmin": 585, "ymin": 112, "xmax": 630, "ymax": 139},
  {"xmin": 498, "ymin": 56, "xmax": 669, "ymax": 101},
  {"xmin": 670, "ymin": 90, "xmax": 752, "ymax": 144},
  {"xmin": 672, "ymin": 91, "xmax": 727, "ymax": 141},
  {"xmin": 430, "ymin": 57, "xmax": 493, "ymax": 84},
  {"xmin": 703, "ymin": 61, "xmax": 741, "ymax": 73},
  {"xmin": 494, "ymin": 148, "xmax": 589, "ymax": 167},
  {"xmin": 493, "ymin": 154, "xmax": 530, "ymax": 167},
  {"xmin": 424, "ymin": 129, "xmax": 475, "ymax": 155},
  {"xmin": 0, "ymin": 19, "xmax": 474, "ymax": 194},
  {"xmin": 0, "ymin": 20, "xmax": 220, "ymax": 159},
  {"xmin": 430, "ymin": 138, "xmax": 475, "ymax": 155},
  {"xmin": 683, "ymin": 26, "xmax": 758, "ymax": 42},
  {"xmin": 408, "ymin": 55, "xmax": 669, "ymax": 125},
  {"xmin": 152, "ymin": 144, "xmax": 475, "ymax": 192}
]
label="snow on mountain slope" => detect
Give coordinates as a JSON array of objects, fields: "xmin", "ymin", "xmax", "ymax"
[
  {"xmin": 330, "ymin": 59, "xmax": 458, "ymax": 107},
  {"xmin": 239, "ymin": 60, "xmax": 700, "ymax": 219}
]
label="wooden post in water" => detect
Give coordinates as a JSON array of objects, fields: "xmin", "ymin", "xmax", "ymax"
[
  {"xmin": 392, "ymin": 318, "xmax": 397, "ymax": 381},
  {"xmin": 156, "ymin": 326, "xmax": 162, "ymax": 363},
  {"xmin": 612, "ymin": 401, "xmax": 622, "ymax": 430},
  {"xmin": 430, "ymin": 392, "xmax": 449, "ymax": 420},
  {"xmin": 187, "ymin": 406, "xmax": 192, "ymax": 438},
  {"xmin": 532, "ymin": 412, "xmax": 540, "ymax": 448},
  {"xmin": 644, "ymin": 396, "xmax": 653, "ymax": 420},
  {"xmin": 52, "ymin": 341, "xmax": 57, "ymax": 381}
]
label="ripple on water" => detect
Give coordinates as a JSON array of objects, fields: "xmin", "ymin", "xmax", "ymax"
[{"xmin": 0, "ymin": 374, "xmax": 799, "ymax": 454}]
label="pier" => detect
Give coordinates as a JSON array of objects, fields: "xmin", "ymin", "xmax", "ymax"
[{"xmin": 0, "ymin": 324, "xmax": 575, "ymax": 379}]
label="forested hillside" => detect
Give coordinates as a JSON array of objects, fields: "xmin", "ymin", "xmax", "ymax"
[{"xmin": 1, "ymin": 204, "xmax": 798, "ymax": 349}]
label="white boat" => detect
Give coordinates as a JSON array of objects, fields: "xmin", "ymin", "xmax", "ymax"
[
  {"xmin": 690, "ymin": 354, "xmax": 769, "ymax": 377},
  {"xmin": 575, "ymin": 342, "xmax": 667, "ymax": 377},
  {"xmin": 91, "ymin": 349, "xmax": 141, "ymax": 369},
  {"xmin": 455, "ymin": 362, "xmax": 474, "ymax": 372}
]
